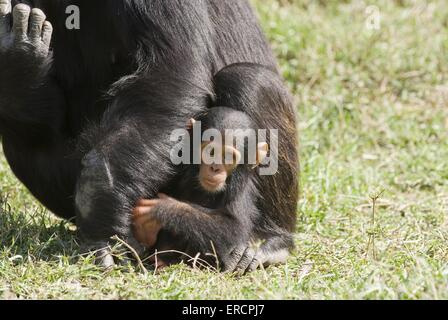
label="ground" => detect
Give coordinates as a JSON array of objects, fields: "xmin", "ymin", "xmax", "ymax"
[{"xmin": 1, "ymin": 0, "xmax": 447, "ymax": 299}]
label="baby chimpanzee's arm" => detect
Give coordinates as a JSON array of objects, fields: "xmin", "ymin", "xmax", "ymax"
[{"xmin": 132, "ymin": 191, "xmax": 257, "ymax": 270}]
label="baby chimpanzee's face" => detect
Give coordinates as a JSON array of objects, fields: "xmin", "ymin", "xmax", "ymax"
[
  {"xmin": 198, "ymin": 141, "xmax": 241, "ymax": 193},
  {"xmin": 197, "ymin": 140, "xmax": 268, "ymax": 193},
  {"xmin": 186, "ymin": 114, "xmax": 269, "ymax": 194}
]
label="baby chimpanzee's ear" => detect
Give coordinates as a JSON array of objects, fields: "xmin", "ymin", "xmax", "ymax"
[
  {"xmin": 186, "ymin": 118, "xmax": 196, "ymax": 130},
  {"xmin": 256, "ymin": 142, "xmax": 269, "ymax": 165}
]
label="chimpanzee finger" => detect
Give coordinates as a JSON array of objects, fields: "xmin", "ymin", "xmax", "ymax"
[
  {"xmin": 222, "ymin": 245, "xmax": 246, "ymax": 273},
  {"xmin": 234, "ymin": 247, "xmax": 257, "ymax": 275},
  {"xmin": 41, "ymin": 20, "xmax": 52, "ymax": 47},
  {"xmin": 0, "ymin": 0, "xmax": 11, "ymax": 37},
  {"xmin": 157, "ymin": 193, "xmax": 169, "ymax": 199},
  {"xmin": 247, "ymin": 251, "xmax": 264, "ymax": 272},
  {"xmin": 134, "ymin": 197, "xmax": 171, "ymax": 216},
  {"xmin": 132, "ymin": 210, "xmax": 162, "ymax": 248},
  {"xmin": 28, "ymin": 7, "xmax": 45, "ymax": 44},
  {"xmin": 12, "ymin": 4, "xmax": 30, "ymax": 41},
  {"xmin": 132, "ymin": 205, "xmax": 154, "ymax": 217},
  {"xmin": 135, "ymin": 198, "xmax": 160, "ymax": 207}
]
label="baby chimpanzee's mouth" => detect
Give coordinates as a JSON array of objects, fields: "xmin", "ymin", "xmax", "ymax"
[
  {"xmin": 201, "ymin": 178, "xmax": 225, "ymax": 191},
  {"xmin": 203, "ymin": 179, "xmax": 220, "ymax": 187}
]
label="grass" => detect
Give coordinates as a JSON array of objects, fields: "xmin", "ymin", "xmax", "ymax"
[{"xmin": 1, "ymin": 0, "xmax": 448, "ymax": 299}]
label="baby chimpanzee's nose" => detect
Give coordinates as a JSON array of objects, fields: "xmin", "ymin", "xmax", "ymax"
[{"xmin": 210, "ymin": 164, "xmax": 221, "ymax": 173}]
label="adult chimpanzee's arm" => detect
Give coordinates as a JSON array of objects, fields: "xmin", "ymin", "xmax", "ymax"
[{"xmin": 0, "ymin": 1, "xmax": 65, "ymax": 140}]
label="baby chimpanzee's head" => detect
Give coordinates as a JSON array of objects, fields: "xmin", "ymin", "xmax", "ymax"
[{"xmin": 188, "ymin": 107, "xmax": 268, "ymax": 193}]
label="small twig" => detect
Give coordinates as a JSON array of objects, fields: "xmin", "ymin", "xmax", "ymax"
[
  {"xmin": 191, "ymin": 252, "xmax": 201, "ymax": 270},
  {"xmin": 144, "ymin": 249, "xmax": 217, "ymax": 271},
  {"xmin": 366, "ymin": 190, "xmax": 385, "ymax": 260},
  {"xmin": 153, "ymin": 249, "xmax": 159, "ymax": 276},
  {"xmin": 206, "ymin": 241, "xmax": 220, "ymax": 271},
  {"xmin": 111, "ymin": 235, "xmax": 148, "ymax": 275}
]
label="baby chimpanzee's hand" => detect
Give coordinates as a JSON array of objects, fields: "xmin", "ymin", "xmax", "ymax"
[
  {"xmin": 132, "ymin": 197, "xmax": 164, "ymax": 248},
  {"xmin": 132, "ymin": 194, "xmax": 179, "ymax": 248}
]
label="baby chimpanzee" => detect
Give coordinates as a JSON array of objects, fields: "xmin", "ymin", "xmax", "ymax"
[{"xmin": 132, "ymin": 107, "xmax": 269, "ymax": 270}]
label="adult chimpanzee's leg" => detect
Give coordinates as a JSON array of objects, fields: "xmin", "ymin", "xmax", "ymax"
[
  {"xmin": 75, "ymin": 73, "xmax": 211, "ymax": 267},
  {"xmin": 2, "ymin": 138, "xmax": 80, "ymax": 220},
  {"xmin": 75, "ymin": 120, "xmax": 184, "ymax": 267}
]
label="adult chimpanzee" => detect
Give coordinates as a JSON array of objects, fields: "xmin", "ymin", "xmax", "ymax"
[{"xmin": 0, "ymin": 0, "xmax": 298, "ymax": 272}]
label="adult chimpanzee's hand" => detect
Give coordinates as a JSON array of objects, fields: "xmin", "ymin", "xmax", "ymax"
[{"xmin": 0, "ymin": 1, "xmax": 52, "ymax": 81}]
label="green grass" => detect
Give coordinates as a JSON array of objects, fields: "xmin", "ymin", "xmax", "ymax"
[{"xmin": 1, "ymin": 0, "xmax": 448, "ymax": 299}]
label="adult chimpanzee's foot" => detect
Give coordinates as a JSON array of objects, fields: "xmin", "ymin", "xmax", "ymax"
[
  {"xmin": 80, "ymin": 242, "xmax": 115, "ymax": 269},
  {"xmin": 223, "ymin": 237, "xmax": 291, "ymax": 274},
  {"xmin": 0, "ymin": 1, "xmax": 52, "ymax": 57},
  {"xmin": 0, "ymin": 1, "xmax": 53, "ymax": 97},
  {"xmin": 75, "ymin": 149, "xmax": 146, "ymax": 268}
]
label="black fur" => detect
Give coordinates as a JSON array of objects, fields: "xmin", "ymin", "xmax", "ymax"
[
  {"xmin": 149, "ymin": 107, "xmax": 261, "ymax": 268},
  {"xmin": 0, "ymin": 0, "xmax": 298, "ymax": 271}
]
